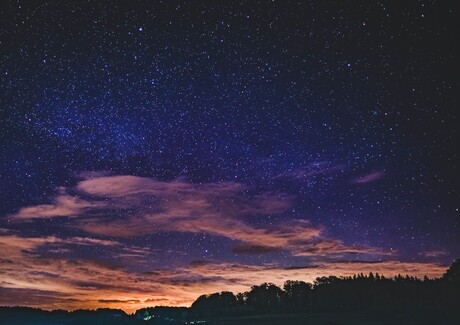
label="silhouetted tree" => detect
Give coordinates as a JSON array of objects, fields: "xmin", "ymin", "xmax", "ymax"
[
  {"xmin": 283, "ymin": 280, "xmax": 312, "ymax": 312},
  {"xmin": 443, "ymin": 259, "xmax": 460, "ymax": 282},
  {"xmin": 246, "ymin": 283, "xmax": 284, "ymax": 313},
  {"xmin": 191, "ymin": 291, "xmax": 236, "ymax": 318}
]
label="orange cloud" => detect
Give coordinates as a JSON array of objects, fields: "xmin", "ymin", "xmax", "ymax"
[
  {"xmin": 0, "ymin": 232, "xmax": 447, "ymax": 313},
  {"xmin": 0, "ymin": 233, "xmax": 177, "ymax": 312}
]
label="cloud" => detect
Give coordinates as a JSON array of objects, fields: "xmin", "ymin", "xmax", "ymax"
[
  {"xmin": 189, "ymin": 260, "xmax": 217, "ymax": 268},
  {"xmin": 232, "ymin": 244, "xmax": 281, "ymax": 255},
  {"xmin": 0, "ymin": 234, "xmax": 177, "ymax": 312},
  {"xmin": 11, "ymin": 174, "xmax": 382, "ymax": 258},
  {"xmin": 144, "ymin": 298, "xmax": 169, "ymax": 303},
  {"xmin": 12, "ymin": 189, "xmax": 103, "ymax": 220},
  {"xmin": 351, "ymin": 171, "xmax": 385, "ymax": 184},
  {"xmin": 419, "ymin": 250, "xmax": 448, "ymax": 258},
  {"xmin": 98, "ymin": 299, "xmax": 141, "ymax": 304},
  {"xmin": 63, "ymin": 237, "xmax": 120, "ymax": 247},
  {"xmin": 0, "ymin": 233, "xmax": 448, "ymax": 313},
  {"xmin": 0, "ymin": 288, "xmax": 83, "ymax": 307},
  {"xmin": 3, "ymin": 173, "xmax": 416, "ymax": 312},
  {"xmin": 0, "ymin": 234, "xmax": 118, "ymax": 254}
]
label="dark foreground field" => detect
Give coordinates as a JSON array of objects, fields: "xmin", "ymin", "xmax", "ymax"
[
  {"xmin": 207, "ymin": 311, "xmax": 460, "ymax": 325},
  {"xmin": 1, "ymin": 310, "xmax": 460, "ymax": 325}
]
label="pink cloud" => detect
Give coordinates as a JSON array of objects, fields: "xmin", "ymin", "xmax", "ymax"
[
  {"xmin": 351, "ymin": 171, "xmax": 385, "ymax": 184},
  {"xmin": 11, "ymin": 174, "xmax": 388, "ymax": 258},
  {"xmin": 419, "ymin": 250, "xmax": 448, "ymax": 258},
  {"xmin": 12, "ymin": 188, "xmax": 104, "ymax": 220}
]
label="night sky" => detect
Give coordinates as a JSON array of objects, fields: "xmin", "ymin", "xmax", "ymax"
[{"xmin": 0, "ymin": 0, "xmax": 458, "ymax": 312}]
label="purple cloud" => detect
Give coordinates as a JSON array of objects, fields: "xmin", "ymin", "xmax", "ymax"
[{"xmin": 351, "ymin": 171, "xmax": 385, "ymax": 184}]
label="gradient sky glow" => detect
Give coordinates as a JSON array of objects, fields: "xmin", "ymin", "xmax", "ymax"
[{"xmin": 0, "ymin": 0, "xmax": 458, "ymax": 313}]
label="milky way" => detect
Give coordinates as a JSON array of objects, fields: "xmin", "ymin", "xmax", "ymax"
[{"xmin": 0, "ymin": 1, "xmax": 457, "ymax": 312}]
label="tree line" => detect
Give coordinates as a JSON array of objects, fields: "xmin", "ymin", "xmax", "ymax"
[
  {"xmin": 190, "ymin": 259, "xmax": 460, "ymax": 319},
  {"xmin": 1, "ymin": 260, "xmax": 459, "ymax": 324}
]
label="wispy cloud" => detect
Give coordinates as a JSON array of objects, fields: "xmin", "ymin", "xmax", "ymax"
[
  {"xmin": 419, "ymin": 250, "xmax": 449, "ymax": 258},
  {"xmin": 11, "ymin": 174, "xmax": 383, "ymax": 258},
  {"xmin": 12, "ymin": 188, "xmax": 104, "ymax": 220},
  {"xmin": 351, "ymin": 171, "xmax": 385, "ymax": 184},
  {"xmin": 98, "ymin": 299, "xmax": 141, "ymax": 304}
]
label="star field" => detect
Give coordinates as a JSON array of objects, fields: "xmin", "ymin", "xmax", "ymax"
[{"xmin": 0, "ymin": 0, "xmax": 458, "ymax": 312}]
